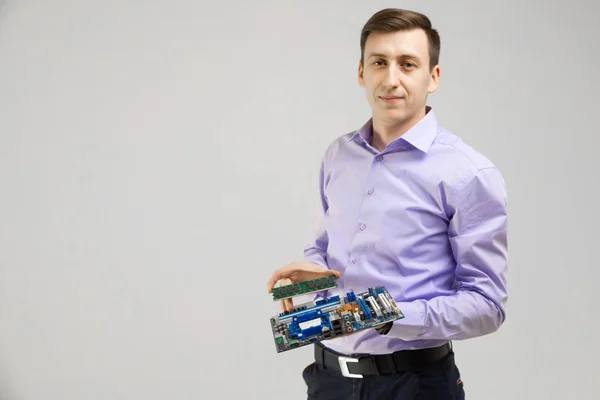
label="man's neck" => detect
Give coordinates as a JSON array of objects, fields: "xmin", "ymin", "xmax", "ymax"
[{"xmin": 370, "ymin": 108, "xmax": 427, "ymax": 152}]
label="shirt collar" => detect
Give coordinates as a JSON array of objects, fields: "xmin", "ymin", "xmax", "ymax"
[{"xmin": 349, "ymin": 106, "xmax": 439, "ymax": 153}]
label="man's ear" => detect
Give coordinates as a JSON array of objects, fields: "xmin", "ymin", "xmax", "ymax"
[
  {"xmin": 358, "ymin": 60, "xmax": 365, "ymax": 88},
  {"xmin": 428, "ymin": 65, "xmax": 440, "ymax": 93}
]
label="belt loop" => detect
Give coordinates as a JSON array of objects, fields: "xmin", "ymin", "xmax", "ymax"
[{"xmin": 383, "ymin": 354, "xmax": 396, "ymax": 375}]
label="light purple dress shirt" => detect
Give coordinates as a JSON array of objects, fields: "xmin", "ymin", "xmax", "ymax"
[{"xmin": 303, "ymin": 106, "xmax": 508, "ymax": 355}]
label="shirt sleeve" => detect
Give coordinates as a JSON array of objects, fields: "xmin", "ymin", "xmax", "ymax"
[
  {"xmin": 303, "ymin": 161, "xmax": 330, "ymax": 269},
  {"xmin": 387, "ymin": 167, "xmax": 508, "ymax": 341},
  {"xmin": 303, "ymin": 161, "xmax": 331, "ymax": 301}
]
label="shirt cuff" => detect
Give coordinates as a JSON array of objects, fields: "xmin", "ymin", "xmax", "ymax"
[{"xmin": 387, "ymin": 300, "xmax": 426, "ymax": 339}]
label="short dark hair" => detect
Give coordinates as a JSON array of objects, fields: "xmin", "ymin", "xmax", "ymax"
[{"xmin": 360, "ymin": 8, "xmax": 441, "ymax": 70}]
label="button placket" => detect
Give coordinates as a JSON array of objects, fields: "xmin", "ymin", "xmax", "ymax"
[{"xmin": 350, "ymin": 152, "xmax": 382, "ymax": 269}]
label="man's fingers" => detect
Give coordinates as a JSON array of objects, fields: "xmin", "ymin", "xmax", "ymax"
[
  {"xmin": 284, "ymin": 297, "xmax": 293, "ymax": 311},
  {"xmin": 279, "ymin": 297, "xmax": 293, "ymax": 312},
  {"xmin": 267, "ymin": 270, "xmax": 284, "ymax": 293},
  {"xmin": 321, "ymin": 270, "xmax": 341, "ymax": 279},
  {"xmin": 267, "ymin": 267, "xmax": 295, "ymax": 293},
  {"xmin": 275, "ymin": 278, "xmax": 294, "ymax": 312}
]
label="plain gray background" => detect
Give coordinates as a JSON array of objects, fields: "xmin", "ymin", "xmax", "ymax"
[{"xmin": 1, "ymin": 0, "xmax": 598, "ymax": 399}]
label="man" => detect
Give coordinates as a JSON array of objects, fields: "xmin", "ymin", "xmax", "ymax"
[{"xmin": 267, "ymin": 8, "xmax": 507, "ymax": 399}]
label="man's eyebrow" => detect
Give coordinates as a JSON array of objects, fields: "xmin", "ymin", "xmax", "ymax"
[
  {"xmin": 366, "ymin": 53, "xmax": 389, "ymax": 59},
  {"xmin": 367, "ymin": 52, "xmax": 421, "ymax": 61}
]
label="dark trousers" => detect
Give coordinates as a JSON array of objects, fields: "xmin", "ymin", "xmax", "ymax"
[{"xmin": 302, "ymin": 349, "xmax": 465, "ymax": 399}]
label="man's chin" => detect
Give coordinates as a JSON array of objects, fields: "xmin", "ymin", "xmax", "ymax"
[{"xmin": 378, "ymin": 109, "xmax": 408, "ymax": 123}]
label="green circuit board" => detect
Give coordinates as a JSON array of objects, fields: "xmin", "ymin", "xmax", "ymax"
[{"xmin": 272, "ymin": 275, "xmax": 337, "ymax": 301}]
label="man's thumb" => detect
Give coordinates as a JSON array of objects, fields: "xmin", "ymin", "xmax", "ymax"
[{"xmin": 319, "ymin": 269, "xmax": 340, "ymax": 279}]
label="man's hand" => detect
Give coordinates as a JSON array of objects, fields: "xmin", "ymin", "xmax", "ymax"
[
  {"xmin": 374, "ymin": 321, "xmax": 393, "ymax": 335},
  {"xmin": 267, "ymin": 261, "xmax": 340, "ymax": 313}
]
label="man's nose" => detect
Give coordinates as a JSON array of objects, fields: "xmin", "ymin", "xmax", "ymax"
[{"xmin": 385, "ymin": 65, "xmax": 400, "ymax": 87}]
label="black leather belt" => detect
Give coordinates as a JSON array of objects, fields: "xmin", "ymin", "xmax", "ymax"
[{"xmin": 314, "ymin": 342, "xmax": 451, "ymax": 378}]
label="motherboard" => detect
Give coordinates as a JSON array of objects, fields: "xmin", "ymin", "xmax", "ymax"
[{"xmin": 270, "ymin": 286, "xmax": 404, "ymax": 353}]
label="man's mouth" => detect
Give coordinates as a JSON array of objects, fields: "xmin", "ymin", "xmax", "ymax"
[{"xmin": 379, "ymin": 95, "xmax": 404, "ymax": 103}]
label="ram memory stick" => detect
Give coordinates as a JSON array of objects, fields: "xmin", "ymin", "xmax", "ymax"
[{"xmin": 272, "ymin": 275, "xmax": 337, "ymax": 301}]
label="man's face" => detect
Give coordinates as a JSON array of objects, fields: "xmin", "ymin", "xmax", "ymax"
[{"xmin": 358, "ymin": 29, "xmax": 440, "ymax": 128}]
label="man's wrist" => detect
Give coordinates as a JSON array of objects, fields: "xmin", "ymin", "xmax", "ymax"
[{"xmin": 374, "ymin": 322, "xmax": 393, "ymax": 335}]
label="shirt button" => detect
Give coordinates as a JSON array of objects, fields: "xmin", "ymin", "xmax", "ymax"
[
  {"xmin": 352, "ymin": 259, "xmax": 359, "ymax": 264},
  {"xmin": 359, "ymin": 224, "xmax": 366, "ymax": 230},
  {"xmin": 376, "ymin": 155, "xmax": 383, "ymax": 161},
  {"xmin": 367, "ymin": 189, "xmax": 374, "ymax": 195}
]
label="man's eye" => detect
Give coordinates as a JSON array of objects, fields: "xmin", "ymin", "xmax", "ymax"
[
  {"xmin": 374, "ymin": 61, "xmax": 385, "ymax": 66},
  {"xmin": 403, "ymin": 63, "xmax": 416, "ymax": 68}
]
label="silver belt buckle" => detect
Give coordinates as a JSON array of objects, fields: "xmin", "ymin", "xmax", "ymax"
[{"xmin": 338, "ymin": 356, "xmax": 363, "ymax": 378}]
